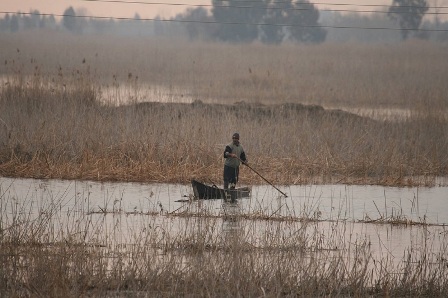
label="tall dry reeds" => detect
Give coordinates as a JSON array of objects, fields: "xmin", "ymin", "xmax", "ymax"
[
  {"xmin": 0, "ymin": 33, "xmax": 447, "ymax": 185},
  {"xmin": 0, "ymin": 81, "xmax": 446, "ymax": 185},
  {"xmin": 1, "ymin": 190, "xmax": 447, "ymax": 297},
  {"xmin": 2, "ymin": 32, "xmax": 448, "ymax": 108}
]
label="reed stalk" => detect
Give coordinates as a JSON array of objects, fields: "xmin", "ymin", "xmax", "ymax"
[
  {"xmin": 1, "ymin": 33, "xmax": 447, "ymax": 186},
  {"xmin": 1, "ymin": 189, "xmax": 447, "ymax": 296}
]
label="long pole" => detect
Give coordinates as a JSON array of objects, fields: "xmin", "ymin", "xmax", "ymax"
[{"xmin": 237, "ymin": 157, "xmax": 287, "ymax": 197}]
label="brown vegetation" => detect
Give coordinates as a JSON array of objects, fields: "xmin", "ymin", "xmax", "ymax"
[
  {"xmin": 0, "ymin": 85, "xmax": 446, "ymax": 186},
  {"xmin": 1, "ymin": 31, "xmax": 448, "ymax": 294},
  {"xmin": 1, "ymin": 191, "xmax": 448, "ymax": 297},
  {"xmin": 0, "ymin": 33, "xmax": 447, "ymax": 186}
]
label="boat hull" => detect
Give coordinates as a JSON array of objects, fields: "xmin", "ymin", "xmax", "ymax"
[{"xmin": 191, "ymin": 180, "xmax": 250, "ymax": 201}]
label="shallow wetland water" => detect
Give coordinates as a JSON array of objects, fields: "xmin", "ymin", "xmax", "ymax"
[{"xmin": 2, "ymin": 177, "xmax": 447, "ymax": 262}]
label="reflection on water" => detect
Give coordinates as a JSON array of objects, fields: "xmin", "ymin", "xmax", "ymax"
[
  {"xmin": 1, "ymin": 177, "xmax": 447, "ymax": 268},
  {"xmin": 99, "ymin": 84, "xmax": 195, "ymax": 106},
  {"xmin": 341, "ymin": 107, "xmax": 412, "ymax": 121},
  {"xmin": 221, "ymin": 201, "xmax": 241, "ymax": 233},
  {"xmin": 2, "ymin": 176, "xmax": 447, "ymax": 223}
]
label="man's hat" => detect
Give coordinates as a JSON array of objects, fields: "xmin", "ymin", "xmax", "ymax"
[{"xmin": 232, "ymin": 132, "xmax": 240, "ymax": 139}]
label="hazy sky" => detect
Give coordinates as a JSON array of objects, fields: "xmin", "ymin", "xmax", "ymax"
[
  {"xmin": 1, "ymin": 0, "xmax": 409, "ymax": 19},
  {"xmin": 1, "ymin": 0, "xmax": 447, "ymax": 21}
]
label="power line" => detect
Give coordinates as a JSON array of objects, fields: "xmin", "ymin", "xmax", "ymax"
[
  {"xmin": 2, "ymin": 11, "xmax": 448, "ymax": 32},
  {"xmin": 82, "ymin": 0, "xmax": 448, "ymax": 10},
  {"xmin": 79, "ymin": 0, "xmax": 448, "ymax": 16},
  {"xmin": 214, "ymin": 0, "xmax": 448, "ymax": 9}
]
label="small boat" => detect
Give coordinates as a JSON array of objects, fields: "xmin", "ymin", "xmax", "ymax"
[{"xmin": 191, "ymin": 179, "xmax": 251, "ymax": 201}]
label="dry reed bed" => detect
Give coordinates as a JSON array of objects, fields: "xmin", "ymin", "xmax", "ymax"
[
  {"xmin": 1, "ymin": 32, "xmax": 448, "ymax": 108},
  {"xmin": 1, "ymin": 193, "xmax": 448, "ymax": 297},
  {"xmin": 0, "ymin": 80, "xmax": 447, "ymax": 186},
  {"xmin": 1, "ymin": 33, "xmax": 448, "ymax": 186},
  {"xmin": 2, "ymin": 31, "xmax": 448, "ymax": 296}
]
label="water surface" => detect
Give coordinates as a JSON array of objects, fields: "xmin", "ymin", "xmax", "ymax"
[
  {"xmin": 1, "ymin": 177, "xmax": 447, "ymax": 267},
  {"xmin": 1, "ymin": 177, "xmax": 447, "ymax": 223}
]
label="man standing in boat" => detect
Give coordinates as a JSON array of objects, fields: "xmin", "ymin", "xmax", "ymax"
[{"xmin": 223, "ymin": 132, "xmax": 248, "ymax": 190}]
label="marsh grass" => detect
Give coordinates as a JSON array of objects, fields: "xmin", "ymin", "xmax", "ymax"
[
  {"xmin": 0, "ymin": 82, "xmax": 446, "ymax": 186},
  {"xmin": 1, "ymin": 33, "xmax": 448, "ymax": 186},
  {"xmin": 1, "ymin": 190, "xmax": 448, "ymax": 297},
  {"xmin": 2, "ymin": 32, "xmax": 448, "ymax": 108},
  {"xmin": 1, "ymin": 32, "xmax": 448, "ymax": 297}
]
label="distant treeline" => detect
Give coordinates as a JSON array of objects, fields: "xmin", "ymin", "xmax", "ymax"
[{"xmin": 1, "ymin": 0, "xmax": 448, "ymax": 43}]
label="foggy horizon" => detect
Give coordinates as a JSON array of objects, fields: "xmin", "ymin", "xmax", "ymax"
[{"xmin": 4, "ymin": 0, "xmax": 445, "ymax": 20}]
